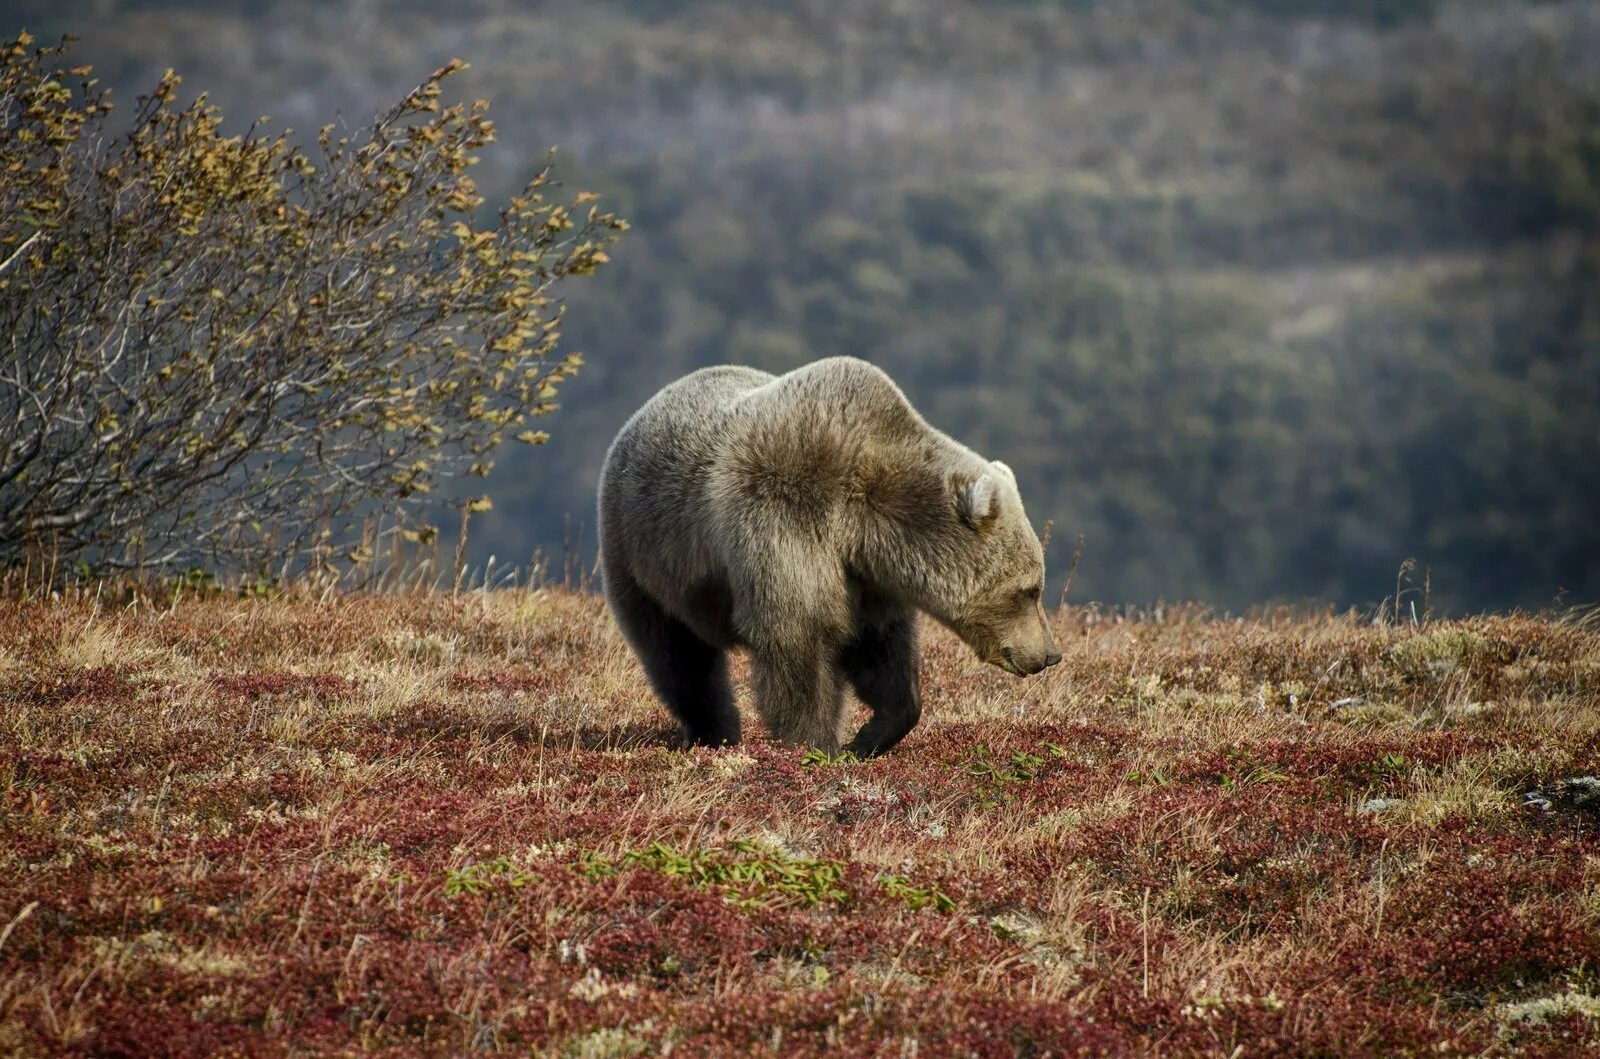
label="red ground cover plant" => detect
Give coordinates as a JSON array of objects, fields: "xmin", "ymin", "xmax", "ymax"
[{"xmin": 1, "ymin": 591, "xmax": 1598, "ymax": 1055}]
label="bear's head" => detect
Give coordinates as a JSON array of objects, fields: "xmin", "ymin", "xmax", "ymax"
[{"xmin": 939, "ymin": 462, "xmax": 1062, "ymax": 677}]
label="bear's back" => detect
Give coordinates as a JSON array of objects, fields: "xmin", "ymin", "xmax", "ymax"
[
  {"xmin": 730, "ymin": 357, "xmax": 922, "ymax": 437},
  {"xmin": 599, "ymin": 358, "xmax": 945, "ymax": 620},
  {"xmin": 604, "ymin": 358, "xmax": 922, "ymax": 513}
]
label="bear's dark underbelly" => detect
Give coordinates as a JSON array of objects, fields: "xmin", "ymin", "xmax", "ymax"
[
  {"xmin": 671, "ymin": 568, "xmax": 903, "ymax": 651},
  {"xmin": 681, "ymin": 574, "xmax": 741, "ymax": 648}
]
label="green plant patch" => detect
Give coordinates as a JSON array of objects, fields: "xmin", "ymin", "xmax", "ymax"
[
  {"xmin": 444, "ymin": 855, "xmax": 538, "ymax": 896},
  {"xmin": 580, "ymin": 841, "xmax": 850, "ymax": 909}
]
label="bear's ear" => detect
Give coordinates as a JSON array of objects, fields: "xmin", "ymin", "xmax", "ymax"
[
  {"xmin": 954, "ymin": 473, "xmax": 1001, "ymax": 531},
  {"xmin": 990, "ymin": 460, "xmax": 1016, "ymax": 483}
]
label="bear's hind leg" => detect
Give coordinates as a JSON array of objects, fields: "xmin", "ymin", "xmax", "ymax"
[
  {"xmin": 840, "ymin": 614, "xmax": 922, "ymax": 757},
  {"xmin": 608, "ymin": 566, "xmax": 741, "ymax": 747}
]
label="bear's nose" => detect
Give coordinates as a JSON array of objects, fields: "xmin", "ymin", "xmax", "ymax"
[{"xmin": 1044, "ymin": 650, "xmax": 1062, "ymax": 669}]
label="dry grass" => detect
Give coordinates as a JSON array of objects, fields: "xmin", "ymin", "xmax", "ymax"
[{"xmin": 1, "ymin": 590, "xmax": 1598, "ymax": 1055}]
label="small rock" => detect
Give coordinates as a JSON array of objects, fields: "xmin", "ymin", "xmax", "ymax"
[
  {"xmin": 1521, "ymin": 791, "xmax": 1553, "ymax": 812},
  {"xmin": 1359, "ymin": 796, "xmax": 1405, "ymax": 815}
]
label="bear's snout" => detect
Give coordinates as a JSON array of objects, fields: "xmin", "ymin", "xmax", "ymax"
[{"xmin": 1000, "ymin": 644, "xmax": 1061, "ymax": 676}]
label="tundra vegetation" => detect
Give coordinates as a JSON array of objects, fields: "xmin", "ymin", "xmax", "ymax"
[{"xmin": 2, "ymin": 587, "xmax": 1598, "ymax": 1054}]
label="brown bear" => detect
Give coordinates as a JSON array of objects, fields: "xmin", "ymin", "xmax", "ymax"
[{"xmin": 597, "ymin": 357, "xmax": 1060, "ymax": 755}]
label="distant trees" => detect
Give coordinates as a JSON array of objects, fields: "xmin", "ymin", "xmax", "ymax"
[
  {"xmin": 27, "ymin": 1, "xmax": 1600, "ymax": 610},
  {"xmin": 500, "ymin": 1, "xmax": 1599, "ymax": 613},
  {"xmin": 0, "ymin": 34, "xmax": 625, "ymax": 575}
]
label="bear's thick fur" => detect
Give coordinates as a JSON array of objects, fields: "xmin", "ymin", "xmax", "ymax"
[{"xmin": 597, "ymin": 357, "xmax": 1060, "ymax": 755}]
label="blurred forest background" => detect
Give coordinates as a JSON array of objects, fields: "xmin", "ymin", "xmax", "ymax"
[{"xmin": 14, "ymin": 0, "xmax": 1599, "ymax": 613}]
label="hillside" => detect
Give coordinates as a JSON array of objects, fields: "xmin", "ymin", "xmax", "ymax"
[
  {"xmin": 2, "ymin": 590, "xmax": 1599, "ymax": 1053},
  {"xmin": 16, "ymin": 0, "xmax": 1600, "ymax": 610}
]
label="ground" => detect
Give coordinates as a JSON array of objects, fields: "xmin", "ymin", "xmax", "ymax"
[{"xmin": 1, "ymin": 589, "xmax": 1598, "ymax": 1056}]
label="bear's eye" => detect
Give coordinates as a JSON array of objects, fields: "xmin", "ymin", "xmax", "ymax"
[{"xmin": 1019, "ymin": 586, "xmax": 1041, "ymax": 603}]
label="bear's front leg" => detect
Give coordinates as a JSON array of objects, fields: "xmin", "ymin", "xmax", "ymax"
[
  {"xmin": 749, "ymin": 642, "xmax": 848, "ymax": 752},
  {"xmin": 840, "ymin": 614, "xmax": 921, "ymax": 757}
]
